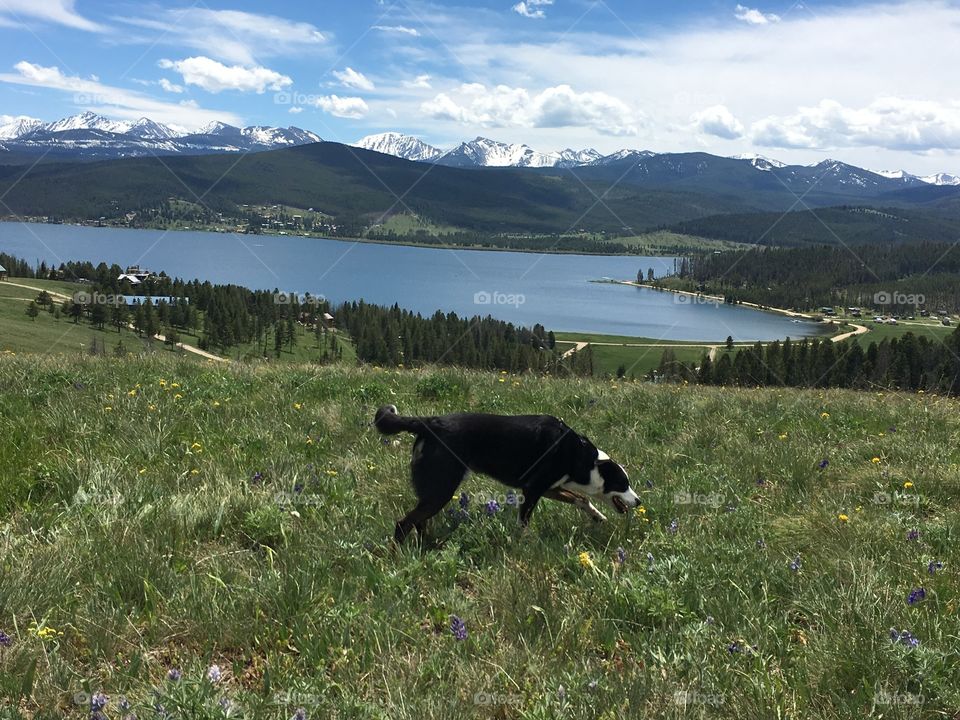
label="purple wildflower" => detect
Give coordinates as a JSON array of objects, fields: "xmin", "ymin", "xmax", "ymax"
[
  {"xmin": 485, "ymin": 499, "xmax": 501, "ymax": 516},
  {"xmin": 727, "ymin": 641, "xmax": 743, "ymax": 654},
  {"xmin": 818, "ymin": 459, "xmax": 829, "ymax": 470},
  {"xmin": 90, "ymin": 692, "xmax": 108, "ymax": 712},
  {"xmin": 166, "ymin": 668, "xmax": 182, "ymax": 682},
  {"xmin": 888, "ymin": 426, "xmax": 897, "ymax": 433},
  {"xmin": 645, "ymin": 478, "xmax": 654, "ymax": 489},
  {"xmin": 756, "ymin": 538, "xmax": 766, "ymax": 549},
  {"xmin": 907, "ymin": 529, "xmax": 920, "ymax": 541},
  {"xmin": 0, "ymin": 631, "xmax": 11, "ymax": 647},
  {"xmin": 907, "ymin": 587, "xmax": 927, "ymax": 605},
  {"xmin": 219, "ymin": 697, "xmax": 232, "ymax": 711},
  {"xmin": 928, "ymin": 561, "xmax": 944, "ymax": 575},
  {"xmin": 890, "ymin": 628, "xmax": 920, "ymax": 647},
  {"xmin": 459, "ymin": 493, "xmax": 470, "ymax": 510},
  {"xmin": 667, "ymin": 518, "xmax": 679, "ymax": 534},
  {"xmin": 292, "ymin": 709, "xmax": 308, "ymax": 720},
  {"xmin": 756, "ymin": 477, "xmax": 766, "ymax": 486},
  {"xmin": 118, "ymin": 697, "xmax": 131, "ymax": 711},
  {"xmin": 207, "ymin": 664, "xmax": 222, "ymax": 683},
  {"xmin": 450, "ymin": 615, "xmax": 467, "ymax": 641},
  {"xmin": 646, "ymin": 552, "xmax": 655, "ymax": 572},
  {"xmin": 615, "ymin": 547, "xmax": 627, "ymax": 565},
  {"xmin": 704, "ymin": 616, "xmax": 715, "ymax": 625},
  {"xmin": 293, "ymin": 482, "xmax": 304, "ymax": 495},
  {"xmin": 789, "ymin": 555, "xmax": 801, "ymax": 572},
  {"xmin": 251, "ymin": 471, "xmax": 263, "ymax": 484}
]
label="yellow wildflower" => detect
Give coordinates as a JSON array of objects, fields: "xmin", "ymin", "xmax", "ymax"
[
  {"xmin": 838, "ymin": 514, "xmax": 849, "ymax": 523},
  {"xmin": 174, "ymin": 393, "xmax": 183, "ymax": 400},
  {"xmin": 293, "ymin": 402, "xmax": 303, "ymax": 410},
  {"xmin": 578, "ymin": 551, "xmax": 594, "ymax": 569},
  {"xmin": 127, "ymin": 389, "xmax": 137, "ymax": 397},
  {"xmin": 871, "ymin": 457, "xmax": 881, "ymax": 464},
  {"xmin": 190, "ymin": 469, "xmax": 199, "ymax": 476},
  {"xmin": 820, "ymin": 412, "xmax": 830, "ymax": 419},
  {"xmin": 104, "ymin": 406, "xmax": 112, "ymax": 412},
  {"xmin": 903, "ymin": 481, "xmax": 914, "ymax": 489}
]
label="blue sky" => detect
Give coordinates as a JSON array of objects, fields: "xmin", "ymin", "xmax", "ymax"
[{"xmin": 1, "ymin": 0, "xmax": 959, "ymax": 174}]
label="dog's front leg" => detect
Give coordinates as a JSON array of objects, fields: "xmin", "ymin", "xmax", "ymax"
[{"xmin": 518, "ymin": 483, "xmax": 548, "ymax": 526}]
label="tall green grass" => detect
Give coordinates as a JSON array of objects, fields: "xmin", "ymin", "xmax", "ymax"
[{"xmin": 0, "ymin": 354, "xmax": 958, "ymax": 718}]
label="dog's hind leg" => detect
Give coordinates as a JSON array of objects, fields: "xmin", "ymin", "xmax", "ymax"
[{"xmin": 394, "ymin": 452, "xmax": 464, "ymax": 544}]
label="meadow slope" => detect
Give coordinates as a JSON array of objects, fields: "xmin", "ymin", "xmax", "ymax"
[{"xmin": 0, "ymin": 354, "xmax": 958, "ymax": 719}]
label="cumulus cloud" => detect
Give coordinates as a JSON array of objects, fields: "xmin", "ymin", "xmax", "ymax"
[
  {"xmin": 158, "ymin": 57, "xmax": 292, "ymax": 94},
  {"xmin": 158, "ymin": 78, "xmax": 184, "ymax": 94},
  {"xmin": 691, "ymin": 105, "xmax": 744, "ymax": 139},
  {"xmin": 289, "ymin": 106, "xmax": 303, "ymax": 114},
  {"xmin": 421, "ymin": 83, "xmax": 642, "ymax": 136},
  {"xmin": 0, "ymin": 60, "xmax": 241, "ymax": 129},
  {"xmin": 373, "ymin": 24, "xmax": 420, "ymax": 36},
  {"xmin": 403, "ymin": 74, "xmax": 432, "ymax": 89},
  {"xmin": 734, "ymin": 4, "xmax": 780, "ymax": 25},
  {"xmin": 333, "ymin": 67, "xmax": 375, "ymax": 91},
  {"xmin": 751, "ymin": 97, "xmax": 960, "ymax": 151},
  {"xmin": 512, "ymin": 0, "xmax": 553, "ymax": 19},
  {"xmin": 0, "ymin": 0, "xmax": 104, "ymax": 32},
  {"xmin": 312, "ymin": 95, "xmax": 369, "ymax": 119}
]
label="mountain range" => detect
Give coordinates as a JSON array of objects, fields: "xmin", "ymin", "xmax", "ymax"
[
  {"xmin": 354, "ymin": 132, "xmax": 960, "ymax": 186},
  {"xmin": 0, "ymin": 112, "xmax": 321, "ymax": 159}
]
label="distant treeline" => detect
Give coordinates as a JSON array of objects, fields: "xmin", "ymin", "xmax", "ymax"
[
  {"xmin": 3, "ymin": 255, "xmax": 590, "ymax": 374},
  {"xmin": 657, "ymin": 332, "xmax": 960, "ymax": 395},
  {"xmin": 677, "ymin": 242, "xmax": 960, "ymax": 312}
]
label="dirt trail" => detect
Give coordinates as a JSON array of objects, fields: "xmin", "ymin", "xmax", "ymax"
[{"xmin": 5, "ymin": 280, "xmax": 228, "ymax": 362}]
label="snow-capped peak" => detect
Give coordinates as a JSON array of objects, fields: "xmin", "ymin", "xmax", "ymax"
[
  {"xmin": 0, "ymin": 115, "xmax": 42, "ymax": 140},
  {"xmin": 125, "ymin": 117, "xmax": 180, "ymax": 140},
  {"xmin": 733, "ymin": 153, "xmax": 786, "ymax": 171},
  {"xmin": 451, "ymin": 137, "xmax": 557, "ymax": 167},
  {"xmin": 553, "ymin": 148, "xmax": 603, "ymax": 167},
  {"xmin": 354, "ymin": 132, "xmax": 443, "ymax": 162},
  {"xmin": 919, "ymin": 172, "xmax": 960, "ymax": 186},
  {"xmin": 197, "ymin": 121, "xmax": 239, "ymax": 136},
  {"xmin": 41, "ymin": 111, "xmax": 130, "ymax": 134}
]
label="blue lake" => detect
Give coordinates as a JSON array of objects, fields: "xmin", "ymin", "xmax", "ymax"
[{"xmin": 0, "ymin": 222, "xmax": 826, "ymax": 341}]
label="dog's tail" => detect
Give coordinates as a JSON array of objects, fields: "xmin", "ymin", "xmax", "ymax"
[{"xmin": 373, "ymin": 405, "xmax": 426, "ymax": 436}]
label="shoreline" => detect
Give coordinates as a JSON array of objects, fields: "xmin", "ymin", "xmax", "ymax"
[{"xmin": 1, "ymin": 218, "xmax": 681, "ymax": 259}]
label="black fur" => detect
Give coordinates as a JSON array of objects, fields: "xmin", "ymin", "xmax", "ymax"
[{"xmin": 374, "ymin": 404, "xmax": 615, "ymax": 543}]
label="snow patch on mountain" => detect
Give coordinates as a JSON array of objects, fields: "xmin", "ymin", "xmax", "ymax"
[{"xmin": 354, "ymin": 132, "xmax": 442, "ymax": 162}]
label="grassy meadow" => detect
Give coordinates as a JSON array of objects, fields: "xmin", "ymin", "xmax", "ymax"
[{"xmin": 1, "ymin": 352, "xmax": 958, "ymax": 719}]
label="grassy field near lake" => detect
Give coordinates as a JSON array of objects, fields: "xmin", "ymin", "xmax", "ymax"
[{"xmin": 1, "ymin": 353, "xmax": 957, "ymax": 719}]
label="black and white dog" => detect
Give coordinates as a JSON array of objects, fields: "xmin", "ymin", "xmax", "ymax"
[{"xmin": 374, "ymin": 405, "xmax": 640, "ymax": 543}]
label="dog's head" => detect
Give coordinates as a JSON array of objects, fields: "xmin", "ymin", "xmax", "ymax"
[
  {"xmin": 563, "ymin": 433, "xmax": 640, "ymax": 514},
  {"xmin": 591, "ymin": 449, "xmax": 641, "ymax": 514}
]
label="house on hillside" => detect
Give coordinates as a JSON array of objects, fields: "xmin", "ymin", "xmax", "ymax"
[
  {"xmin": 117, "ymin": 265, "xmax": 154, "ymax": 286},
  {"xmin": 0, "ymin": 263, "xmax": 7, "ymax": 281}
]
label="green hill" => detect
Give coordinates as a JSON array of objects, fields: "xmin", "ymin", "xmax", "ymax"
[{"xmin": 1, "ymin": 353, "xmax": 957, "ymax": 718}]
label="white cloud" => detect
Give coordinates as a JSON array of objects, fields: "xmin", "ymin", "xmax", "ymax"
[
  {"xmin": 512, "ymin": 0, "xmax": 553, "ymax": 19},
  {"xmin": 402, "ymin": 74, "xmax": 432, "ymax": 89},
  {"xmin": 373, "ymin": 24, "xmax": 420, "ymax": 37},
  {"xmin": 751, "ymin": 97, "xmax": 960, "ymax": 151},
  {"xmin": 312, "ymin": 95, "xmax": 369, "ymax": 119},
  {"xmin": 158, "ymin": 78, "xmax": 184, "ymax": 94},
  {"xmin": 158, "ymin": 57, "xmax": 292, "ymax": 94},
  {"xmin": 118, "ymin": 9, "xmax": 326, "ymax": 65},
  {"xmin": 734, "ymin": 4, "xmax": 781, "ymax": 25},
  {"xmin": 289, "ymin": 106, "xmax": 304, "ymax": 114},
  {"xmin": 691, "ymin": 105, "xmax": 744, "ymax": 139},
  {"xmin": 333, "ymin": 67, "xmax": 375, "ymax": 91},
  {"xmin": 421, "ymin": 83, "xmax": 642, "ymax": 136},
  {"xmin": 0, "ymin": 61, "xmax": 241, "ymax": 129},
  {"xmin": 0, "ymin": 0, "xmax": 104, "ymax": 32}
]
